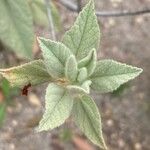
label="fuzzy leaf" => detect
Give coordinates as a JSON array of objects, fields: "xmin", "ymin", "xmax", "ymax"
[
  {"xmin": 38, "ymin": 38, "xmax": 72, "ymax": 78},
  {"xmin": 0, "ymin": 60, "xmax": 51, "ymax": 87},
  {"xmin": 67, "ymin": 85, "xmax": 88, "ymax": 94},
  {"xmin": 0, "ymin": 0, "xmax": 34, "ymax": 59},
  {"xmin": 78, "ymin": 49, "xmax": 97, "ymax": 76},
  {"xmin": 65, "ymin": 55, "xmax": 78, "ymax": 82},
  {"xmin": 81, "ymin": 80, "xmax": 92, "ymax": 94},
  {"xmin": 38, "ymin": 83, "xmax": 73, "ymax": 131},
  {"xmin": 62, "ymin": 0, "xmax": 100, "ymax": 60},
  {"xmin": 73, "ymin": 95, "xmax": 107, "ymax": 149},
  {"xmin": 91, "ymin": 60, "xmax": 143, "ymax": 93},
  {"xmin": 77, "ymin": 67, "xmax": 88, "ymax": 83},
  {"xmin": 67, "ymin": 80, "xmax": 91, "ymax": 95}
]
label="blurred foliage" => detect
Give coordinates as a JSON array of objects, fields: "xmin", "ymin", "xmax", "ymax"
[
  {"xmin": 0, "ymin": 103, "xmax": 6, "ymax": 127},
  {"xmin": 59, "ymin": 128, "xmax": 73, "ymax": 142},
  {"xmin": 0, "ymin": 0, "xmax": 61, "ymax": 59},
  {"xmin": 0, "ymin": 79, "xmax": 19, "ymax": 126},
  {"xmin": 29, "ymin": 0, "xmax": 62, "ymax": 31},
  {"xmin": 0, "ymin": 0, "xmax": 34, "ymax": 59}
]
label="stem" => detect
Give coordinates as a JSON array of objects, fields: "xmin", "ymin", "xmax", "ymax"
[{"xmin": 44, "ymin": 0, "xmax": 56, "ymax": 40}]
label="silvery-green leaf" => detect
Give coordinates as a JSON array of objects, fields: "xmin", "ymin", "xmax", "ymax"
[
  {"xmin": 0, "ymin": 0, "xmax": 34, "ymax": 59},
  {"xmin": 81, "ymin": 80, "xmax": 92, "ymax": 94},
  {"xmin": 62, "ymin": 0, "xmax": 100, "ymax": 60},
  {"xmin": 38, "ymin": 83, "xmax": 73, "ymax": 131},
  {"xmin": 67, "ymin": 85, "xmax": 88, "ymax": 94},
  {"xmin": 77, "ymin": 67, "xmax": 88, "ymax": 83},
  {"xmin": 0, "ymin": 60, "xmax": 51, "ymax": 87},
  {"xmin": 72, "ymin": 95, "xmax": 107, "ymax": 149},
  {"xmin": 67, "ymin": 80, "xmax": 92, "ymax": 94},
  {"xmin": 91, "ymin": 59, "xmax": 143, "ymax": 93},
  {"xmin": 38, "ymin": 37, "xmax": 72, "ymax": 78},
  {"xmin": 78, "ymin": 49, "xmax": 97, "ymax": 76},
  {"xmin": 65, "ymin": 55, "xmax": 78, "ymax": 82}
]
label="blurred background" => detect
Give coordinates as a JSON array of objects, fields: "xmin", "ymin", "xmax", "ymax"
[{"xmin": 0, "ymin": 0, "xmax": 150, "ymax": 149}]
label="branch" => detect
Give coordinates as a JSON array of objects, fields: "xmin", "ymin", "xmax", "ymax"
[
  {"xmin": 77, "ymin": 0, "xmax": 82, "ymax": 13},
  {"xmin": 44, "ymin": 0, "xmax": 56, "ymax": 40},
  {"xmin": 59, "ymin": 0, "xmax": 150, "ymax": 17}
]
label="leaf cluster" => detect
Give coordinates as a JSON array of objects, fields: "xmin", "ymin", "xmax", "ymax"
[{"xmin": 0, "ymin": 0, "xmax": 142, "ymax": 149}]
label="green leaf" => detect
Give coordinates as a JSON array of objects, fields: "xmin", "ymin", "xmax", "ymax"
[
  {"xmin": 91, "ymin": 60, "xmax": 143, "ymax": 93},
  {"xmin": 29, "ymin": 0, "xmax": 49, "ymax": 27},
  {"xmin": 67, "ymin": 80, "xmax": 91, "ymax": 95},
  {"xmin": 0, "ymin": 60, "xmax": 51, "ymax": 87},
  {"xmin": 1, "ymin": 79, "xmax": 10, "ymax": 97},
  {"xmin": 77, "ymin": 67, "xmax": 88, "ymax": 83},
  {"xmin": 29, "ymin": 0, "xmax": 61, "ymax": 30},
  {"xmin": 51, "ymin": 1, "xmax": 62, "ymax": 31},
  {"xmin": 78, "ymin": 49, "xmax": 97, "ymax": 76},
  {"xmin": 0, "ymin": 74, "xmax": 3, "ymax": 82},
  {"xmin": 72, "ymin": 95, "xmax": 107, "ymax": 149},
  {"xmin": 0, "ymin": 103, "xmax": 6, "ymax": 126},
  {"xmin": 62, "ymin": 0, "xmax": 100, "ymax": 60},
  {"xmin": 81, "ymin": 80, "xmax": 92, "ymax": 94},
  {"xmin": 38, "ymin": 83, "xmax": 73, "ymax": 131},
  {"xmin": 65, "ymin": 55, "xmax": 78, "ymax": 82},
  {"xmin": 67, "ymin": 85, "xmax": 88, "ymax": 94},
  {"xmin": 0, "ymin": 0, "xmax": 34, "ymax": 59},
  {"xmin": 38, "ymin": 38, "xmax": 72, "ymax": 78}
]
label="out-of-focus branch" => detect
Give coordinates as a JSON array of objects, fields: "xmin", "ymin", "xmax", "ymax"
[
  {"xmin": 77, "ymin": 0, "xmax": 82, "ymax": 13},
  {"xmin": 44, "ymin": 0, "xmax": 56, "ymax": 40},
  {"xmin": 59, "ymin": 0, "xmax": 150, "ymax": 17}
]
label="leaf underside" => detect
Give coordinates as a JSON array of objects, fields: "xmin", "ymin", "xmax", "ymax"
[
  {"xmin": 91, "ymin": 60, "xmax": 143, "ymax": 93},
  {"xmin": 38, "ymin": 83, "xmax": 73, "ymax": 131},
  {"xmin": 0, "ymin": 60, "xmax": 51, "ymax": 87},
  {"xmin": 73, "ymin": 95, "xmax": 107, "ymax": 149},
  {"xmin": 38, "ymin": 38, "xmax": 72, "ymax": 78}
]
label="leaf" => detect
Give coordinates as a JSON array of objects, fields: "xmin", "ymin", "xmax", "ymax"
[
  {"xmin": 0, "ymin": 60, "xmax": 51, "ymax": 87},
  {"xmin": 91, "ymin": 60, "xmax": 143, "ymax": 93},
  {"xmin": 29, "ymin": 0, "xmax": 49, "ymax": 27},
  {"xmin": 29, "ymin": 0, "xmax": 61, "ymax": 30},
  {"xmin": 77, "ymin": 67, "xmax": 88, "ymax": 83},
  {"xmin": 51, "ymin": 1, "xmax": 62, "ymax": 31},
  {"xmin": 67, "ymin": 85, "xmax": 88, "ymax": 95},
  {"xmin": 0, "ymin": 0, "xmax": 34, "ymax": 59},
  {"xmin": 72, "ymin": 95, "xmax": 107, "ymax": 149},
  {"xmin": 78, "ymin": 49, "xmax": 97, "ymax": 76},
  {"xmin": 0, "ymin": 103, "xmax": 6, "ymax": 126},
  {"xmin": 62, "ymin": 0, "xmax": 100, "ymax": 60},
  {"xmin": 38, "ymin": 83, "xmax": 73, "ymax": 131},
  {"xmin": 38, "ymin": 37, "xmax": 72, "ymax": 78},
  {"xmin": 67, "ymin": 80, "xmax": 91, "ymax": 96},
  {"xmin": 1, "ymin": 79, "xmax": 10, "ymax": 98},
  {"xmin": 81, "ymin": 80, "xmax": 92, "ymax": 94},
  {"xmin": 65, "ymin": 55, "xmax": 78, "ymax": 82}
]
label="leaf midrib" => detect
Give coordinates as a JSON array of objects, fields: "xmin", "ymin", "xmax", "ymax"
[
  {"xmin": 40, "ymin": 90, "xmax": 67, "ymax": 128},
  {"xmin": 75, "ymin": 3, "xmax": 91, "ymax": 58},
  {"xmin": 80, "ymin": 98, "xmax": 101, "ymax": 145}
]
